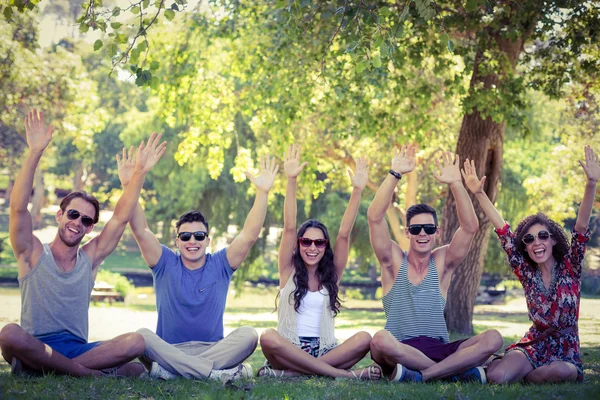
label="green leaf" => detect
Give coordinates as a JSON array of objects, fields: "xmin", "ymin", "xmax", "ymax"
[
  {"xmin": 150, "ymin": 60, "xmax": 160, "ymax": 71},
  {"xmin": 380, "ymin": 42, "xmax": 389, "ymax": 58},
  {"xmin": 106, "ymin": 43, "xmax": 118, "ymax": 57},
  {"xmin": 447, "ymin": 39, "xmax": 455, "ymax": 53},
  {"xmin": 93, "ymin": 39, "xmax": 103, "ymax": 51},
  {"xmin": 171, "ymin": 3, "xmax": 180, "ymax": 11},
  {"xmin": 131, "ymin": 6, "xmax": 140, "ymax": 14},
  {"xmin": 150, "ymin": 76, "xmax": 160, "ymax": 90},
  {"xmin": 164, "ymin": 9, "xmax": 175, "ymax": 21},
  {"xmin": 112, "ymin": 7, "xmax": 120, "ymax": 16},
  {"xmin": 356, "ymin": 60, "xmax": 369, "ymax": 73},
  {"xmin": 465, "ymin": 0, "xmax": 479, "ymax": 12},
  {"xmin": 3, "ymin": 6, "xmax": 13, "ymax": 21},
  {"xmin": 345, "ymin": 41, "xmax": 359, "ymax": 53},
  {"xmin": 111, "ymin": 22, "xmax": 122, "ymax": 29},
  {"xmin": 372, "ymin": 54, "xmax": 382, "ymax": 68},
  {"xmin": 79, "ymin": 22, "xmax": 89, "ymax": 33},
  {"xmin": 143, "ymin": 0, "xmax": 150, "ymax": 8},
  {"xmin": 138, "ymin": 40, "xmax": 148, "ymax": 51}
]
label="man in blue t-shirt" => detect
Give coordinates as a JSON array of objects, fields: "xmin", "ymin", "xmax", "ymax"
[{"xmin": 119, "ymin": 155, "xmax": 279, "ymax": 381}]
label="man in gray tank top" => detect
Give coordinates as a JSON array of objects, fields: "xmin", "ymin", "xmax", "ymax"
[
  {"xmin": 367, "ymin": 145, "xmax": 503, "ymax": 383},
  {"xmin": 0, "ymin": 109, "xmax": 166, "ymax": 377}
]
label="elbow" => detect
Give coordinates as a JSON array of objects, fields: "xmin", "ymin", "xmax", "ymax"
[
  {"xmin": 367, "ymin": 207, "xmax": 382, "ymax": 224},
  {"xmin": 463, "ymin": 221, "xmax": 479, "ymax": 235}
]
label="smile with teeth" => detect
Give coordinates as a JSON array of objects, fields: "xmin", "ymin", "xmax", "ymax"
[
  {"xmin": 416, "ymin": 239, "xmax": 429, "ymax": 244},
  {"xmin": 186, "ymin": 247, "xmax": 201, "ymax": 252},
  {"xmin": 306, "ymin": 252, "xmax": 319, "ymax": 258},
  {"xmin": 533, "ymin": 249, "xmax": 545, "ymax": 256},
  {"xmin": 67, "ymin": 226, "xmax": 80, "ymax": 234}
]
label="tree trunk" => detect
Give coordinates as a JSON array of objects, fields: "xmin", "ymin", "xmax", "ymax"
[
  {"xmin": 443, "ymin": 31, "xmax": 529, "ymax": 334},
  {"xmin": 31, "ymin": 169, "xmax": 45, "ymax": 230},
  {"xmin": 73, "ymin": 162, "xmax": 84, "ymax": 191}
]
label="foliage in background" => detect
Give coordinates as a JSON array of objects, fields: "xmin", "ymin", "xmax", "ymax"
[{"xmin": 95, "ymin": 269, "xmax": 135, "ymax": 298}]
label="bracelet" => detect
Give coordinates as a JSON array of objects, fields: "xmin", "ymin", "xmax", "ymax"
[{"xmin": 389, "ymin": 169, "xmax": 402, "ymax": 180}]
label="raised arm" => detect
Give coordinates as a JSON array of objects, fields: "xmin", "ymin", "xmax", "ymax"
[
  {"xmin": 278, "ymin": 144, "xmax": 308, "ymax": 287},
  {"xmin": 367, "ymin": 145, "xmax": 416, "ymax": 271},
  {"xmin": 461, "ymin": 158, "xmax": 506, "ymax": 230},
  {"xmin": 432, "ymin": 152, "xmax": 478, "ymax": 269},
  {"xmin": 333, "ymin": 156, "xmax": 369, "ymax": 281},
  {"xmin": 83, "ymin": 133, "xmax": 167, "ymax": 271},
  {"xmin": 117, "ymin": 146, "xmax": 163, "ymax": 267},
  {"xmin": 574, "ymin": 145, "xmax": 599, "ymax": 233},
  {"xmin": 227, "ymin": 155, "xmax": 279, "ymax": 269},
  {"xmin": 9, "ymin": 110, "xmax": 53, "ymax": 277}
]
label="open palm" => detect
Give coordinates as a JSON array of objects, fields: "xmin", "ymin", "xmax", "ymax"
[
  {"xmin": 461, "ymin": 158, "xmax": 486, "ymax": 194},
  {"xmin": 284, "ymin": 143, "xmax": 308, "ymax": 178},
  {"xmin": 135, "ymin": 132, "xmax": 167, "ymax": 173},
  {"xmin": 391, "ymin": 144, "xmax": 417, "ymax": 174},
  {"xmin": 580, "ymin": 145, "xmax": 600, "ymax": 183},
  {"xmin": 348, "ymin": 156, "xmax": 369, "ymax": 190},
  {"xmin": 25, "ymin": 109, "xmax": 54, "ymax": 153},
  {"xmin": 116, "ymin": 146, "xmax": 136, "ymax": 186},
  {"xmin": 433, "ymin": 152, "xmax": 461, "ymax": 184},
  {"xmin": 245, "ymin": 155, "xmax": 279, "ymax": 192}
]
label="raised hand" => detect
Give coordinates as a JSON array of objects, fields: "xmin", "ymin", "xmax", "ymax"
[
  {"xmin": 433, "ymin": 151, "xmax": 462, "ymax": 184},
  {"xmin": 461, "ymin": 158, "xmax": 486, "ymax": 194},
  {"xmin": 348, "ymin": 156, "xmax": 369, "ymax": 191},
  {"xmin": 135, "ymin": 132, "xmax": 167, "ymax": 174},
  {"xmin": 245, "ymin": 155, "xmax": 279, "ymax": 193},
  {"xmin": 24, "ymin": 109, "xmax": 54, "ymax": 154},
  {"xmin": 116, "ymin": 146, "xmax": 136, "ymax": 186},
  {"xmin": 284, "ymin": 144, "xmax": 308, "ymax": 179},
  {"xmin": 579, "ymin": 145, "xmax": 600, "ymax": 184},
  {"xmin": 391, "ymin": 144, "xmax": 417, "ymax": 174}
]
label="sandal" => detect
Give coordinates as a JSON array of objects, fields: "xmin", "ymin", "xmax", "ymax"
[
  {"xmin": 257, "ymin": 366, "xmax": 285, "ymax": 378},
  {"xmin": 349, "ymin": 363, "xmax": 382, "ymax": 381}
]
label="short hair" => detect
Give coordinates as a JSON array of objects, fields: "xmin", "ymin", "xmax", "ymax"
[
  {"xmin": 176, "ymin": 211, "xmax": 209, "ymax": 232},
  {"xmin": 514, "ymin": 212, "xmax": 569, "ymax": 266},
  {"xmin": 406, "ymin": 203, "xmax": 438, "ymax": 226},
  {"xmin": 59, "ymin": 190, "xmax": 100, "ymax": 224}
]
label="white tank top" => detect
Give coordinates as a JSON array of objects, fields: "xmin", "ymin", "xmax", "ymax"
[{"xmin": 296, "ymin": 290, "xmax": 325, "ymax": 337}]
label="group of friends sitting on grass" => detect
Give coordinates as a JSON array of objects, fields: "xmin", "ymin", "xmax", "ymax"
[{"xmin": 0, "ymin": 109, "xmax": 597, "ymax": 385}]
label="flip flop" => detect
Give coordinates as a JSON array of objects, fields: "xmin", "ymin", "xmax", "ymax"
[
  {"xmin": 257, "ymin": 365, "xmax": 285, "ymax": 378},
  {"xmin": 350, "ymin": 363, "xmax": 382, "ymax": 381}
]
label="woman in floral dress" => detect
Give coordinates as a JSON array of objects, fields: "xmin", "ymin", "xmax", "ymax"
[{"xmin": 461, "ymin": 145, "xmax": 599, "ymax": 384}]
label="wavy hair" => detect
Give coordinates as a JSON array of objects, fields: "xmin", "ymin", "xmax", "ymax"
[
  {"xmin": 514, "ymin": 212, "xmax": 569, "ymax": 266},
  {"xmin": 290, "ymin": 219, "xmax": 342, "ymax": 316}
]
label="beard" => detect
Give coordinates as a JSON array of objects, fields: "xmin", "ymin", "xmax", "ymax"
[{"xmin": 58, "ymin": 226, "xmax": 84, "ymax": 247}]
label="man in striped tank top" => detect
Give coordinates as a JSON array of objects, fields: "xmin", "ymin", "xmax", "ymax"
[{"xmin": 367, "ymin": 145, "xmax": 503, "ymax": 383}]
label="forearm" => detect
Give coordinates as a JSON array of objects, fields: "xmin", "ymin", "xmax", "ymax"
[
  {"xmin": 283, "ymin": 177, "xmax": 298, "ymax": 230},
  {"xmin": 474, "ymin": 191, "xmax": 505, "ymax": 230},
  {"xmin": 112, "ymin": 169, "xmax": 146, "ymax": 223},
  {"xmin": 10, "ymin": 151, "xmax": 43, "ymax": 213},
  {"xmin": 368, "ymin": 175, "xmax": 397, "ymax": 222},
  {"xmin": 338, "ymin": 187, "xmax": 363, "ymax": 238},
  {"xmin": 129, "ymin": 202, "xmax": 150, "ymax": 236},
  {"xmin": 240, "ymin": 190, "xmax": 269, "ymax": 240},
  {"xmin": 450, "ymin": 182, "xmax": 478, "ymax": 233},
  {"xmin": 574, "ymin": 180, "xmax": 597, "ymax": 232}
]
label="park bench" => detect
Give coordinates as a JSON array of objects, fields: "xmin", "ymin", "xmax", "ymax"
[{"xmin": 91, "ymin": 281, "xmax": 123, "ymax": 304}]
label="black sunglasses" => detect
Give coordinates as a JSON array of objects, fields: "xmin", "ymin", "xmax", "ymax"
[
  {"xmin": 522, "ymin": 230, "xmax": 552, "ymax": 245},
  {"xmin": 298, "ymin": 238, "xmax": 328, "ymax": 248},
  {"xmin": 408, "ymin": 224, "xmax": 437, "ymax": 235},
  {"xmin": 178, "ymin": 231, "xmax": 208, "ymax": 242},
  {"xmin": 66, "ymin": 209, "xmax": 94, "ymax": 227}
]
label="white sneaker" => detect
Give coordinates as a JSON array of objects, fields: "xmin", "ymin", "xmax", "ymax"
[
  {"xmin": 149, "ymin": 362, "xmax": 177, "ymax": 380},
  {"xmin": 208, "ymin": 363, "xmax": 253, "ymax": 382}
]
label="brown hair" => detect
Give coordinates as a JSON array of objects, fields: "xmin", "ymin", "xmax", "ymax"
[{"xmin": 59, "ymin": 190, "xmax": 100, "ymax": 224}]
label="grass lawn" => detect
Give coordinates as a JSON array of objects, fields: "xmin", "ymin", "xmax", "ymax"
[{"xmin": 1, "ymin": 289, "xmax": 600, "ymax": 399}]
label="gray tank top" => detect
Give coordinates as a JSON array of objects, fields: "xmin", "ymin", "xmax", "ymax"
[
  {"xmin": 19, "ymin": 243, "xmax": 94, "ymax": 341},
  {"xmin": 383, "ymin": 252, "xmax": 450, "ymax": 343}
]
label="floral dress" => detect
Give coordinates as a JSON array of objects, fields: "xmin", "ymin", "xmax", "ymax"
[{"xmin": 495, "ymin": 224, "xmax": 590, "ymax": 381}]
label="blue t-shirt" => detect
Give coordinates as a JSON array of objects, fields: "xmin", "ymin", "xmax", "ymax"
[{"xmin": 152, "ymin": 245, "xmax": 234, "ymax": 344}]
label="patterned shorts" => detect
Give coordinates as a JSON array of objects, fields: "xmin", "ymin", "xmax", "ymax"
[{"xmin": 298, "ymin": 336, "xmax": 334, "ymax": 358}]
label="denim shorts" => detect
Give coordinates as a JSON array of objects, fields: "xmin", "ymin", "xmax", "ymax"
[{"xmin": 37, "ymin": 331, "xmax": 101, "ymax": 359}]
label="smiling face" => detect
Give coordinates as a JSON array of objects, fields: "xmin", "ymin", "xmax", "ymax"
[
  {"xmin": 405, "ymin": 213, "xmax": 439, "ymax": 255},
  {"xmin": 176, "ymin": 221, "xmax": 210, "ymax": 264},
  {"xmin": 298, "ymin": 227, "xmax": 327, "ymax": 267},
  {"xmin": 56, "ymin": 197, "xmax": 96, "ymax": 247},
  {"xmin": 523, "ymin": 223, "xmax": 556, "ymax": 266}
]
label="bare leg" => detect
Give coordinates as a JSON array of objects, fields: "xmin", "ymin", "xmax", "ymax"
[
  {"xmin": 420, "ymin": 329, "xmax": 503, "ymax": 381},
  {"xmin": 259, "ymin": 329, "xmax": 371, "ymax": 379},
  {"xmin": 370, "ymin": 330, "xmax": 435, "ymax": 377},
  {"xmin": 0, "ymin": 323, "xmax": 99, "ymax": 377},
  {"xmin": 319, "ymin": 331, "xmax": 372, "ymax": 370},
  {"xmin": 73, "ymin": 332, "xmax": 146, "ymax": 377},
  {"xmin": 525, "ymin": 361, "xmax": 578, "ymax": 384},
  {"xmin": 486, "ymin": 350, "xmax": 534, "ymax": 384}
]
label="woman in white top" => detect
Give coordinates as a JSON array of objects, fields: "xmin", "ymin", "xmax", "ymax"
[{"xmin": 258, "ymin": 144, "xmax": 381, "ymax": 380}]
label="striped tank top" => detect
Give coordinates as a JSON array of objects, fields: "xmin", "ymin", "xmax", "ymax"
[{"xmin": 383, "ymin": 252, "xmax": 450, "ymax": 343}]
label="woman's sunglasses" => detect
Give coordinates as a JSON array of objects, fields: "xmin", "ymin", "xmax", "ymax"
[
  {"xmin": 298, "ymin": 238, "xmax": 328, "ymax": 248},
  {"xmin": 178, "ymin": 231, "xmax": 208, "ymax": 242},
  {"xmin": 408, "ymin": 224, "xmax": 437, "ymax": 235},
  {"xmin": 522, "ymin": 230, "xmax": 552, "ymax": 245},
  {"xmin": 66, "ymin": 209, "xmax": 94, "ymax": 227}
]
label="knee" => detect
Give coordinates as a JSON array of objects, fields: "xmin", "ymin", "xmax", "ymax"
[
  {"xmin": 123, "ymin": 332, "xmax": 145, "ymax": 358},
  {"xmin": 487, "ymin": 366, "xmax": 509, "ymax": 384},
  {"xmin": 354, "ymin": 331, "xmax": 372, "ymax": 352},
  {"xmin": 136, "ymin": 327, "xmax": 152, "ymax": 337},
  {"xmin": 237, "ymin": 326, "xmax": 259, "ymax": 350},
  {"xmin": 480, "ymin": 330, "xmax": 503, "ymax": 354},
  {"xmin": 370, "ymin": 330, "xmax": 394, "ymax": 355},
  {"xmin": 0, "ymin": 324, "xmax": 28, "ymax": 351},
  {"xmin": 259, "ymin": 329, "xmax": 281, "ymax": 351},
  {"xmin": 548, "ymin": 362, "xmax": 577, "ymax": 382}
]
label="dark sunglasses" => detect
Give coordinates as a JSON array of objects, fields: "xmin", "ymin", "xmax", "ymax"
[
  {"xmin": 178, "ymin": 231, "xmax": 208, "ymax": 242},
  {"xmin": 66, "ymin": 209, "xmax": 94, "ymax": 227},
  {"xmin": 522, "ymin": 230, "xmax": 552, "ymax": 245},
  {"xmin": 298, "ymin": 238, "xmax": 328, "ymax": 248},
  {"xmin": 408, "ymin": 224, "xmax": 437, "ymax": 235}
]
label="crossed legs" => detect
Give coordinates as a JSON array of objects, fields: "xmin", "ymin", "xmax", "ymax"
[
  {"xmin": 259, "ymin": 329, "xmax": 380, "ymax": 379},
  {"xmin": 486, "ymin": 350, "xmax": 578, "ymax": 384},
  {"xmin": 0, "ymin": 323, "xmax": 145, "ymax": 377},
  {"xmin": 370, "ymin": 329, "xmax": 503, "ymax": 382}
]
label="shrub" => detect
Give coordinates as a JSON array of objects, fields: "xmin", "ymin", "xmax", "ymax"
[{"xmin": 95, "ymin": 270, "xmax": 134, "ymax": 297}]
